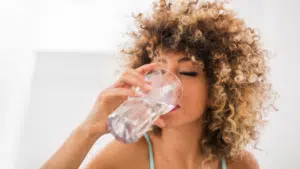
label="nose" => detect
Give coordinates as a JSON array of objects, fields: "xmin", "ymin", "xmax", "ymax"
[
  {"xmin": 157, "ymin": 61, "xmax": 177, "ymax": 75},
  {"xmin": 159, "ymin": 68, "xmax": 183, "ymax": 102}
]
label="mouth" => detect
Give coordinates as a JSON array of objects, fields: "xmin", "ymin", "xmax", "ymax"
[{"xmin": 170, "ymin": 104, "xmax": 181, "ymax": 112}]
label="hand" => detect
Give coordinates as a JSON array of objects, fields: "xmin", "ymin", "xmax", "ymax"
[{"xmin": 82, "ymin": 63, "xmax": 163, "ymax": 137}]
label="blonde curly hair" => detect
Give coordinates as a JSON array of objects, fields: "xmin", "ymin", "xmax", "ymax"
[{"xmin": 119, "ymin": 0, "xmax": 277, "ymax": 162}]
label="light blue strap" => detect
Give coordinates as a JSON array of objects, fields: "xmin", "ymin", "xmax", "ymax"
[
  {"xmin": 222, "ymin": 157, "xmax": 227, "ymax": 169},
  {"xmin": 145, "ymin": 133, "xmax": 226, "ymax": 169},
  {"xmin": 144, "ymin": 133, "xmax": 155, "ymax": 169}
]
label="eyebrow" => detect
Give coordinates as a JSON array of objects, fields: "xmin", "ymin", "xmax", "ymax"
[
  {"xmin": 159, "ymin": 57, "xmax": 192, "ymax": 63},
  {"xmin": 178, "ymin": 57, "xmax": 191, "ymax": 63}
]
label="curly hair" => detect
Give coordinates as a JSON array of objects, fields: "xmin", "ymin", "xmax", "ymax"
[{"xmin": 119, "ymin": 0, "xmax": 277, "ymax": 162}]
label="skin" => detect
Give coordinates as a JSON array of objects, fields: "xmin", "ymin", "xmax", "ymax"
[{"xmin": 41, "ymin": 52, "xmax": 259, "ymax": 169}]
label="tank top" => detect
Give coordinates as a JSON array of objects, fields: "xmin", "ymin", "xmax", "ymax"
[{"xmin": 144, "ymin": 133, "xmax": 227, "ymax": 169}]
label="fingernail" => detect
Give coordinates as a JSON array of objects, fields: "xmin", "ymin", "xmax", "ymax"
[
  {"xmin": 144, "ymin": 84, "xmax": 152, "ymax": 91},
  {"xmin": 145, "ymin": 80, "xmax": 152, "ymax": 84},
  {"xmin": 135, "ymin": 91, "xmax": 143, "ymax": 97}
]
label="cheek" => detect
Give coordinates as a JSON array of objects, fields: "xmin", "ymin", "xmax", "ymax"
[{"xmin": 181, "ymin": 82, "xmax": 208, "ymax": 114}]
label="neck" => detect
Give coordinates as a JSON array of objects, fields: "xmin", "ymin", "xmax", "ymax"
[{"xmin": 153, "ymin": 119, "xmax": 204, "ymax": 168}]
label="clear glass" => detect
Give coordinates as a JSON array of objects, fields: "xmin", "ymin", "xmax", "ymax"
[{"xmin": 108, "ymin": 68, "xmax": 182, "ymax": 143}]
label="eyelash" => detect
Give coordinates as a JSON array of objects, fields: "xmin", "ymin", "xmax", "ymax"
[{"xmin": 179, "ymin": 71, "xmax": 198, "ymax": 77}]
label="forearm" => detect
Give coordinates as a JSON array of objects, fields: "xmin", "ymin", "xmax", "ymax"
[{"xmin": 40, "ymin": 122, "xmax": 105, "ymax": 169}]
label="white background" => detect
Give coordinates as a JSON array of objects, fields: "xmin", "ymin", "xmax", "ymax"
[{"xmin": 0, "ymin": 0, "xmax": 299, "ymax": 168}]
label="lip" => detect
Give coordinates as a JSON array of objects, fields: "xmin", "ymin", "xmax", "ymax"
[{"xmin": 170, "ymin": 104, "xmax": 181, "ymax": 112}]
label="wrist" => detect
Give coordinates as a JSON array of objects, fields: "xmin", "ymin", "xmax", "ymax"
[{"xmin": 79, "ymin": 119, "xmax": 108, "ymax": 140}]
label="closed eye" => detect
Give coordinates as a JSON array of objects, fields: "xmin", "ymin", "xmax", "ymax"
[{"xmin": 179, "ymin": 72, "xmax": 198, "ymax": 77}]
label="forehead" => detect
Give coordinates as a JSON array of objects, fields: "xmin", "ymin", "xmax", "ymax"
[
  {"xmin": 158, "ymin": 51, "xmax": 185, "ymax": 60},
  {"xmin": 154, "ymin": 51, "xmax": 201, "ymax": 65},
  {"xmin": 153, "ymin": 51, "xmax": 187, "ymax": 63}
]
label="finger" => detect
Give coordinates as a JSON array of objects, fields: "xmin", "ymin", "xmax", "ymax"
[
  {"xmin": 127, "ymin": 69, "xmax": 145, "ymax": 83},
  {"xmin": 107, "ymin": 88, "xmax": 142, "ymax": 98},
  {"xmin": 153, "ymin": 117, "xmax": 166, "ymax": 128},
  {"xmin": 112, "ymin": 69, "xmax": 146, "ymax": 86},
  {"xmin": 136, "ymin": 62, "xmax": 161, "ymax": 75},
  {"xmin": 110, "ymin": 63, "xmax": 159, "ymax": 90},
  {"xmin": 98, "ymin": 88, "xmax": 139, "ymax": 103},
  {"xmin": 116, "ymin": 71, "xmax": 152, "ymax": 91},
  {"xmin": 145, "ymin": 81, "xmax": 152, "ymax": 86},
  {"xmin": 126, "ymin": 69, "xmax": 154, "ymax": 91}
]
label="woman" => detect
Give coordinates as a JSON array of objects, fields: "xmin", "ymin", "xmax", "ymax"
[{"xmin": 41, "ymin": 0, "xmax": 275, "ymax": 169}]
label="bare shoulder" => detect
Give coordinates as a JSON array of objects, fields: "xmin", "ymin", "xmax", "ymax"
[
  {"xmin": 227, "ymin": 150, "xmax": 259, "ymax": 169},
  {"xmin": 84, "ymin": 137, "xmax": 148, "ymax": 169}
]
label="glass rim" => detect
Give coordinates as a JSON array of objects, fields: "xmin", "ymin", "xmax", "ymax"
[{"xmin": 145, "ymin": 67, "xmax": 183, "ymax": 100}]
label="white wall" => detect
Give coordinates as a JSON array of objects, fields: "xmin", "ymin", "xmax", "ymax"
[
  {"xmin": 1, "ymin": 0, "xmax": 299, "ymax": 169},
  {"xmin": 0, "ymin": 0, "xmax": 35, "ymax": 168},
  {"xmin": 31, "ymin": 0, "xmax": 154, "ymax": 52},
  {"xmin": 15, "ymin": 53, "xmax": 117, "ymax": 169}
]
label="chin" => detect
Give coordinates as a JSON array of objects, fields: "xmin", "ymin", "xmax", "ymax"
[
  {"xmin": 161, "ymin": 107, "xmax": 181, "ymax": 118},
  {"xmin": 161, "ymin": 110, "xmax": 203, "ymax": 129},
  {"xmin": 160, "ymin": 109, "xmax": 183, "ymax": 126}
]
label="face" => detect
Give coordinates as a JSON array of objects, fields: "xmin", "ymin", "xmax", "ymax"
[{"xmin": 152, "ymin": 51, "xmax": 209, "ymax": 128}]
